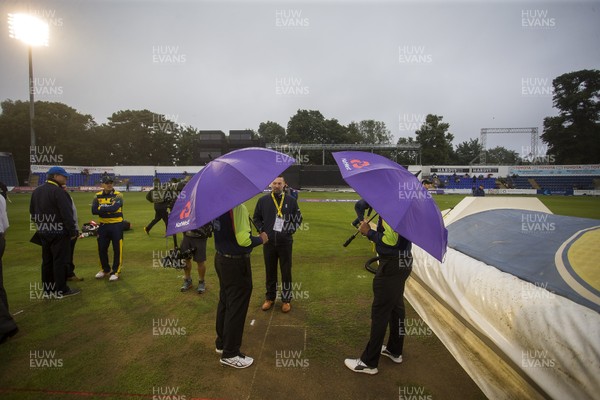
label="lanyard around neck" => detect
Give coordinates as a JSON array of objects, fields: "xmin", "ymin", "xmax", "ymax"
[{"xmin": 271, "ymin": 192, "xmax": 285, "ymax": 217}]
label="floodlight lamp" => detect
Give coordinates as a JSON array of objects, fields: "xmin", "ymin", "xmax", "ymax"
[{"xmin": 8, "ymin": 13, "xmax": 49, "ymax": 47}]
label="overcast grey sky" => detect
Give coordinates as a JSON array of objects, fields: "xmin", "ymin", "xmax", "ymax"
[{"xmin": 2, "ymin": 0, "xmax": 599, "ymax": 158}]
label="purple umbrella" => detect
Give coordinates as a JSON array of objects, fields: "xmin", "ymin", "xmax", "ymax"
[
  {"xmin": 166, "ymin": 148, "xmax": 295, "ymax": 236},
  {"xmin": 333, "ymin": 151, "xmax": 448, "ymax": 262}
]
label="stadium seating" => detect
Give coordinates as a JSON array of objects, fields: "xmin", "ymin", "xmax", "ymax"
[
  {"xmin": 156, "ymin": 173, "xmax": 189, "ymax": 182},
  {"xmin": 436, "ymin": 175, "xmax": 497, "ymax": 189},
  {"xmin": 124, "ymin": 176, "xmax": 154, "ymax": 186},
  {"xmin": 29, "ymin": 169, "xmax": 600, "ymax": 192},
  {"xmin": 0, "ymin": 152, "xmax": 19, "ymax": 186},
  {"xmin": 512, "ymin": 176, "xmax": 598, "ymax": 191}
]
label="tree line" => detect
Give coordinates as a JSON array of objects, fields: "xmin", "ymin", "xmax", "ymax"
[{"xmin": 1, "ymin": 69, "xmax": 597, "ymax": 183}]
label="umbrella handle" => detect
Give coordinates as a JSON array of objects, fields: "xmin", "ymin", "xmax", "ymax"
[
  {"xmin": 342, "ymin": 235, "xmax": 357, "ymax": 247},
  {"xmin": 342, "ymin": 213, "xmax": 378, "ymax": 247}
]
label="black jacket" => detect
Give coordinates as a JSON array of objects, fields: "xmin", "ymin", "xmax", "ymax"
[
  {"xmin": 145, "ymin": 189, "xmax": 173, "ymax": 210},
  {"xmin": 29, "ymin": 180, "xmax": 78, "ymax": 237},
  {"xmin": 253, "ymin": 192, "xmax": 302, "ymax": 245}
]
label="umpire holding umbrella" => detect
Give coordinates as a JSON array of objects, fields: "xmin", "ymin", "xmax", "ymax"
[
  {"xmin": 332, "ymin": 150, "xmax": 446, "ymax": 375},
  {"xmin": 165, "ymin": 147, "xmax": 296, "ymax": 368},
  {"xmin": 344, "ymin": 216, "xmax": 412, "ymax": 375},
  {"xmin": 213, "ymin": 204, "xmax": 268, "ymax": 369}
]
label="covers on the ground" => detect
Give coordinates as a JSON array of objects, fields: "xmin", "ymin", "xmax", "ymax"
[{"xmin": 406, "ymin": 197, "xmax": 600, "ymax": 400}]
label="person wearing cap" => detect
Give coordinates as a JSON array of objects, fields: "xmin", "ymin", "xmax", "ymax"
[
  {"xmin": 29, "ymin": 167, "xmax": 80, "ymax": 297},
  {"xmin": 92, "ymin": 175, "xmax": 124, "ymax": 281}
]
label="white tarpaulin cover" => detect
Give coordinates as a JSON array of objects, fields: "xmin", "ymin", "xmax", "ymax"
[{"xmin": 406, "ymin": 197, "xmax": 600, "ymax": 400}]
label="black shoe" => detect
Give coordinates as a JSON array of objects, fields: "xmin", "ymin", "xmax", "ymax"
[
  {"xmin": 0, "ymin": 327, "xmax": 19, "ymax": 345},
  {"xmin": 60, "ymin": 288, "xmax": 81, "ymax": 298}
]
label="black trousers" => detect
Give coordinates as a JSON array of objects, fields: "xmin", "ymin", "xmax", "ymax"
[
  {"xmin": 360, "ymin": 256, "xmax": 412, "ymax": 368},
  {"xmin": 146, "ymin": 208, "xmax": 169, "ymax": 232},
  {"xmin": 97, "ymin": 223, "xmax": 123, "ymax": 274},
  {"xmin": 67, "ymin": 237, "xmax": 77, "ymax": 278},
  {"xmin": 0, "ymin": 235, "xmax": 8, "ymax": 311},
  {"xmin": 0, "ymin": 298, "xmax": 18, "ymax": 342},
  {"xmin": 0, "ymin": 236, "xmax": 17, "ymax": 345},
  {"xmin": 40, "ymin": 234, "xmax": 71, "ymax": 294},
  {"xmin": 214, "ymin": 253, "xmax": 252, "ymax": 359},
  {"xmin": 263, "ymin": 243, "xmax": 293, "ymax": 303}
]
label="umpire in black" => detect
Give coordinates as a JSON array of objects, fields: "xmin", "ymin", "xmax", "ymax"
[
  {"xmin": 253, "ymin": 176, "xmax": 302, "ymax": 313},
  {"xmin": 213, "ymin": 204, "xmax": 268, "ymax": 369},
  {"xmin": 29, "ymin": 166, "xmax": 80, "ymax": 297},
  {"xmin": 345, "ymin": 216, "xmax": 412, "ymax": 375}
]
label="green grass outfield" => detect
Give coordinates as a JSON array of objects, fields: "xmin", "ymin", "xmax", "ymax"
[{"xmin": 0, "ymin": 192, "xmax": 599, "ymax": 400}]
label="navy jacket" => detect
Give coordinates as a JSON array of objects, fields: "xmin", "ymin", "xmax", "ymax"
[
  {"xmin": 253, "ymin": 192, "xmax": 302, "ymax": 245},
  {"xmin": 29, "ymin": 180, "xmax": 78, "ymax": 237}
]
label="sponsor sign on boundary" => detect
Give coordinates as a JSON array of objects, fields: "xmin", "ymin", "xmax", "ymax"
[{"xmin": 574, "ymin": 190, "xmax": 600, "ymax": 196}]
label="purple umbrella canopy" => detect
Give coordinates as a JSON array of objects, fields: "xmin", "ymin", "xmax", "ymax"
[
  {"xmin": 333, "ymin": 151, "xmax": 448, "ymax": 262},
  {"xmin": 166, "ymin": 148, "xmax": 295, "ymax": 236}
]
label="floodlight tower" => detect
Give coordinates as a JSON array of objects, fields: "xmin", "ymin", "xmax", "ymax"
[{"xmin": 8, "ymin": 12, "xmax": 49, "ymax": 162}]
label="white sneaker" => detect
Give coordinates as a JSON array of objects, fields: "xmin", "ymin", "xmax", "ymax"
[
  {"xmin": 215, "ymin": 348, "xmax": 223, "ymax": 354},
  {"xmin": 109, "ymin": 274, "xmax": 119, "ymax": 281},
  {"xmin": 344, "ymin": 358, "xmax": 378, "ymax": 375},
  {"xmin": 95, "ymin": 271, "xmax": 108, "ymax": 279},
  {"xmin": 220, "ymin": 354, "xmax": 254, "ymax": 369},
  {"xmin": 381, "ymin": 345, "xmax": 403, "ymax": 363}
]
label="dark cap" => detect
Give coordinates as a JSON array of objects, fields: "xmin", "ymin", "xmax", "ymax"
[{"xmin": 101, "ymin": 176, "xmax": 114, "ymax": 184}]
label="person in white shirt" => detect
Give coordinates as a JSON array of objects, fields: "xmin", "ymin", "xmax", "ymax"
[
  {"xmin": 0, "ymin": 184, "xmax": 10, "ymax": 310},
  {"xmin": 0, "ymin": 182, "xmax": 19, "ymax": 345}
]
